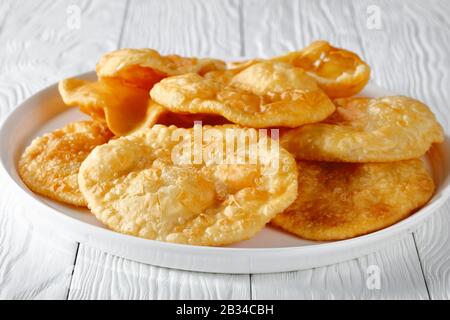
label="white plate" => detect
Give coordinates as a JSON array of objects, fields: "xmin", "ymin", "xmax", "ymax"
[{"xmin": 1, "ymin": 71, "xmax": 449, "ymax": 274}]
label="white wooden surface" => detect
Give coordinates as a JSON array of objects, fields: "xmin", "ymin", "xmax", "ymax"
[
  {"xmin": 0, "ymin": 0, "xmax": 449, "ymax": 300},
  {"xmin": 0, "ymin": 0, "xmax": 126, "ymax": 299}
]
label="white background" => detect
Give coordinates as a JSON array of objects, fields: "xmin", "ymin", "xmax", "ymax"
[{"xmin": 0, "ymin": 0, "xmax": 449, "ymax": 299}]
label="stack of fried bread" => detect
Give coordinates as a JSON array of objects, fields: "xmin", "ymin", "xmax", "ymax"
[{"xmin": 18, "ymin": 41, "xmax": 443, "ymax": 245}]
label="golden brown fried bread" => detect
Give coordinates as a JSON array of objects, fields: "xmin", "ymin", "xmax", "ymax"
[
  {"xmin": 150, "ymin": 62, "xmax": 335, "ymax": 128},
  {"xmin": 271, "ymin": 160, "xmax": 435, "ymax": 241},
  {"xmin": 281, "ymin": 96, "xmax": 444, "ymax": 162},
  {"xmin": 59, "ymin": 78, "xmax": 150, "ymax": 136},
  {"xmin": 19, "ymin": 121, "xmax": 113, "ymax": 206},
  {"xmin": 78, "ymin": 125, "xmax": 298, "ymax": 246},
  {"xmin": 273, "ymin": 40, "xmax": 370, "ymax": 98},
  {"xmin": 96, "ymin": 48, "xmax": 226, "ymax": 90}
]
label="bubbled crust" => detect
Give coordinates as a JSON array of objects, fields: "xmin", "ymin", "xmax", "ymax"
[
  {"xmin": 271, "ymin": 160, "xmax": 435, "ymax": 241},
  {"xmin": 281, "ymin": 96, "xmax": 444, "ymax": 162},
  {"xmin": 96, "ymin": 48, "xmax": 226, "ymax": 89},
  {"xmin": 78, "ymin": 125, "xmax": 298, "ymax": 246},
  {"xmin": 18, "ymin": 121, "xmax": 113, "ymax": 206},
  {"xmin": 150, "ymin": 62, "xmax": 335, "ymax": 128},
  {"xmin": 273, "ymin": 40, "xmax": 371, "ymax": 98}
]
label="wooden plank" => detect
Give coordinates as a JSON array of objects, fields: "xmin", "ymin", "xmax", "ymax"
[
  {"xmin": 351, "ymin": 0, "xmax": 450, "ymax": 300},
  {"xmin": 243, "ymin": 0, "xmax": 430, "ymax": 299},
  {"xmin": 414, "ymin": 206, "xmax": 450, "ymax": 299},
  {"xmin": 252, "ymin": 237, "xmax": 428, "ymax": 299},
  {"xmin": 0, "ymin": 0, "xmax": 127, "ymax": 116},
  {"xmin": 0, "ymin": 181, "xmax": 78, "ymax": 299},
  {"xmin": 68, "ymin": 244, "xmax": 250, "ymax": 300},
  {"xmin": 0, "ymin": 0, "xmax": 127, "ymax": 299},
  {"xmin": 67, "ymin": 0, "xmax": 249, "ymax": 300},
  {"xmin": 351, "ymin": 0, "xmax": 450, "ymax": 126},
  {"xmin": 119, "ymin": 0, "xmax": 242, "ymax": 58},
  {"xmin": 243, "ymin": 0, "xmax": 365, "ymax": 57}
]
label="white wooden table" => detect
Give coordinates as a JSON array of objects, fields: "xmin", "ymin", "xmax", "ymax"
[{"xmin": 1, "ymin": 0, "xmax": 449, "ymax": 300}]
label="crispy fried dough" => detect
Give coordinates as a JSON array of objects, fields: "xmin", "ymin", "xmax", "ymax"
[
  {"xmin": 210, "ymin": 41, "xmax": 370, "ymax": 98},
  {"xmin": 273, "ymin": 40, "xmax": 370, "ymax": 98},
  {"xmin": 59, "ymin": 78, "xmax": 150, "ymax": 136},
  {"xmin": 271, "ymin": 159, "xmax": 435, "ymax": 241},
  {"xmin": 78, "ymin": 125, "xmax": 298, "ymax": 246},
  {"xmin": 151, "ymin": 62, "xmax": 335, "ymax": 128},
  {"xmin": 19, "ymin": 121, "xmax": 113, "ymax": 206},
  {"xmin": 96, "ymin": 48, "xmax": 226, "ymax": 90},
  {"xmin": 281, "ymin": 96, "xmax": 444, "ymax": 162}
]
